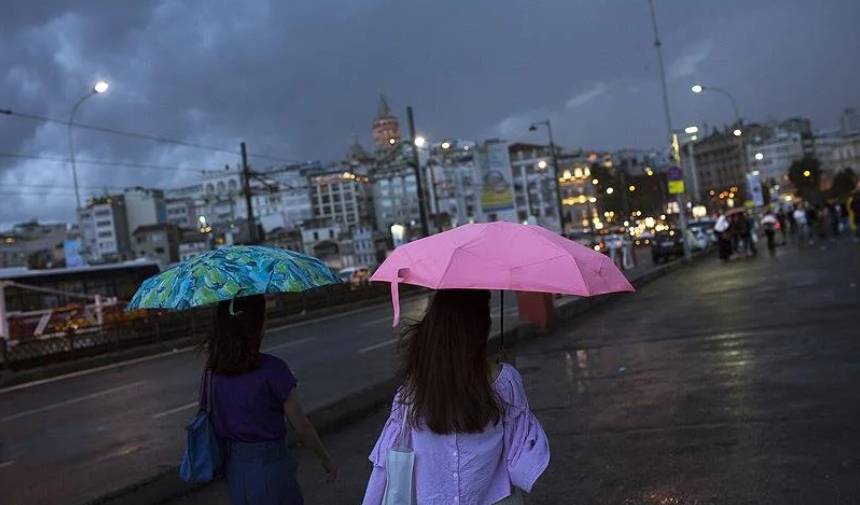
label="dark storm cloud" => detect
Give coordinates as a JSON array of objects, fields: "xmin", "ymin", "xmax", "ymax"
[{"xmin": 2, "ymin": 0, "xmax": 859, "ymax": 226}]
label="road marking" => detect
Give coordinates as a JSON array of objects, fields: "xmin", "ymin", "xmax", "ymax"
[
  {"xmin": 0, "ymin": 348, "xmax": 194, "ymax": 395},
  {"xmin": 1, "ymin": 381, "xmax": 145, "ymax": 422},
  {"xmin": 262, "ymin": 336, "xmax": 316, "ymax": 352},
  {"xmin": 359, "ymin": 315, "xmax": 396, "ymax": 328},
  {"xmin": 359, "ymin": 338, "xmax": 398, "ymax": 354},
  {"xmin": 0, "ymin": 461, "xmax": 13, "ymax": 469},
  {"xmin": 152, "ymin": 401, "xmax": 198, "ymax": 420}
]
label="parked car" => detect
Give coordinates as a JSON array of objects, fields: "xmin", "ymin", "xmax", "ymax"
[{"xmin": 651, "ymin": 230, "xmax": 685, "ymax": 263}]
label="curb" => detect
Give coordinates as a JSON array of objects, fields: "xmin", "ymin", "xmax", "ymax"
[{"xmin": 84, "ymin": 253, "xmax": 710, "ymax": 505}]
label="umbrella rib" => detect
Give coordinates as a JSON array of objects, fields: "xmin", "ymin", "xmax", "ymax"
[{"xmin": 529, "ymin": 228, "xmax": 594, "ymax": 296}]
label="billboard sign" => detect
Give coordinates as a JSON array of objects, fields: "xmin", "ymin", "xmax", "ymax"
[{"xmin": 479, "ymin": 141, "xmax": 515, "ymax": 214}]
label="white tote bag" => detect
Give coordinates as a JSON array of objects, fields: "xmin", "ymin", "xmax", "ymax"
[{"xmin": 383, "ymin": 404, "xmax": 415, "ymax": 505}]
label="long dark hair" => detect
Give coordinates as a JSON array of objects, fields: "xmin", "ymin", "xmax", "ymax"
[
  {"xmin": 204, "ymin": 294, "xmax": 266, "ymax": 375},
  {"xmin": 399, "ymin": 289, "xmax": 501, "ymax": 434}
]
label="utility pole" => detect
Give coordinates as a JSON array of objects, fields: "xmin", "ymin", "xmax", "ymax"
[
  {"xmin": 648, "ymin": 0, "xmax": 692, "ymax": 261},
  {"xmin": 240, "ymin": 142, "xmax": 257, "ymax": 244},
  {"xmin": 406, "ymin": 106, "xmax": 430, "ymax": 237}
]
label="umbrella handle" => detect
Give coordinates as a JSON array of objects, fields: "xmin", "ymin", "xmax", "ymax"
[{"xmin": 499, "ymin": 290, "xmax": 504, "ymax": 351}]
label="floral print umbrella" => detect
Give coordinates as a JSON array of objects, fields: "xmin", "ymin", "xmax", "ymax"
[{"xmin": 126, "ymin": 245, "xmax": 339, "ymax": 310}]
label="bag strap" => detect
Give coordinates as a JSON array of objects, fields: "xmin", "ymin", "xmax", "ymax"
[{"xmin": 198, "ymin": 369, "xmax": 214, "ymax": 414}]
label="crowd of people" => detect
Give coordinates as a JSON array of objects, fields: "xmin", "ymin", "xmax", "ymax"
[{"xmin": 714, "ymin": 189, "xmax": 860, "ymax": 261}]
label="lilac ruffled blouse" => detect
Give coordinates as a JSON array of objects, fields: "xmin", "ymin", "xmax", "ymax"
[{"xmin": 362, "ymin": 363, "xmax": 550, "ymax": 505}]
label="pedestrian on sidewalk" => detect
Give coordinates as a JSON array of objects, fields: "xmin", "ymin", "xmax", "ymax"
[
  {"xmin": 203, "ymin": 295, "xmax": 337, "ymax": 505},
  {"xmin": 735, "ymin": 212, "xmax": 757, "ymax": 257},
  {"xmin": 776, "ymin": 208, "xmax": 788, "ymax": 245},
  {"xmin": 362, "ymin": 289, "xmax": 550, "ymax": 505},
  {"xmin": 761, "ymin": 210, "xmax": 779, "ymax": 256},
  {"xmin": 793, "ymin": 205, "xmax": 812, "ymax": 246},
  {"xmin": 715, "ymin": 213, "xmax": 733, "ymax": 261}
]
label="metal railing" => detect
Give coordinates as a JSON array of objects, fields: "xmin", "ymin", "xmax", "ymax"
[{"xmin": 0, "ymin": 282, "xmax": 409, "ymax": 371}]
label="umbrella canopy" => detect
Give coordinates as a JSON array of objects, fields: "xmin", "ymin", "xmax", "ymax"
[
  {"xmin": 127, "ymin": 245, "xmax": 339, "ymax": 310},
  {"xmin": 371, "ymin": 222, "xmax": 634, "ymax": 326}
]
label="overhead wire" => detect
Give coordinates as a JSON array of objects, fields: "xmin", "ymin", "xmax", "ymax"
[{"xmin": 0, "ymin": 108, "xmax": 304, "ymax": 164}]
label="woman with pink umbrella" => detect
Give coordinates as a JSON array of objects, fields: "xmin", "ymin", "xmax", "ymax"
[{"xmin": 362, "ymin": 222, "xmax": 633, "ymax": 505}]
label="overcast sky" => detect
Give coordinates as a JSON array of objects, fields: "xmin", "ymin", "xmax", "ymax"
[{"xmin": 2, "ymin": 0, "xmax": 859, "ymax": 228}]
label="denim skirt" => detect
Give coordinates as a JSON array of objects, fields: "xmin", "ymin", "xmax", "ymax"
[{"xmin": 224, "ymin": 439, "xmax": 303, "ymax": 505}]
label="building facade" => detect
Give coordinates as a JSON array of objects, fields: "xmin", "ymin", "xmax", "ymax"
[
  {"xmin": 747, "ymin": 130, "xmax": 806, "ymax": 183},
  {"xmin": 0, "ymin": 221, "xmax": 68, "ymax": 268},
  {"xmin": 132, "ymin": 223, "xmax": 180, "ymax": 268},
  {"xmin": 123, "ymin": 188, "xmax": 167, "ymax": 237},
  {"xmin": 79, "ymin": 195, "xmax": 132, "ymax": 263},
  {"xmin": 508, "ymin": 143, "xmax": 564, "ymax": 232},
  {"xmin": 309, "ymin": 170, "xmax": 373, "ymax": 230}
]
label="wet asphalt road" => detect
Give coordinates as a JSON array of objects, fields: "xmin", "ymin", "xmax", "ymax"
[
  {"xmin": 0, "ymin": 290, "xmax": 525, "ymax": 505},
  {"xmin": 171, "ymin": 240, "xmax": 860, "ymax": 505}
]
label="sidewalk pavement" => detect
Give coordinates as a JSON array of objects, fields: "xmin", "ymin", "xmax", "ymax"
[{"xmin": 167, "ymin": 240, "xmax": 860, "ymax": 504}]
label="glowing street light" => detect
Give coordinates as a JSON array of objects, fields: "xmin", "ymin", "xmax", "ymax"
[
  {"xmin": 755, "ymin": 152, "xmax": 764, "ymax": 161},
  {"xmin": 93, "ymin": 80, "xmax": 110, "ymax": 94},
  {"xmin": 537, "ymin": 160, "xmax": 548, "ymax": 169},
  {"xmin": 606, "ymin": 187, "xmax": 614, "ymax": 195},
  {"xmin": 733, "ymin": 128, "xmax": 742, "ymax": 137},
  {"xmin": 414, "ymin": 136, "xmax": 426, "ymax": 148},
  {"xmin": 388, "ymin": 138, "xmax": 397, "ymax": 145},
  {"xmin": 691, "ymin": 84, "xmax": 704, "ymax": 94},
  {"xmin": 441, "ymin": 141, "xmax": 451, "ymax": 150},
  {"xmin": 684, "ymin": 126, "xmax": 699, "ymax": 135},
  {"xmin": 803, "ymin": 170, "xmax": 811, "ymax": 177},
  {"xmin": 628, "ymin": 185, "xmax": 636, "ymax": 192},
  {"xmin": 592, "ymin": 178, "xmax": 599, "ymax": 185}
]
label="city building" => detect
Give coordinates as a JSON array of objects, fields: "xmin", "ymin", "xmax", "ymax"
[
  {"xmin": 123, "ymin": 187, "xmax": 167, "ymax": 236},
  {"xmin": 508, "ymin": 143, "xmax": 564, "ymax": 232},
  {"xmin": 747, "ymin": 130, "xmax": 806, "ymax": 183},
  {"xmin": 78, "ymin": 195, "xmax": 132, "ymax": 263},
  {"xmin": 178, "ymin": 230, "xmax": 210, "ymax": 261},
  {"xmin": 371, "ymin": 160, "xmax": 422, "ymax": 236},
  {"xmin": 424, "ymin": 140, "xmax": 481, "ymax": 229},
  {"xmin": 372, "ymin": 95, "xmax": 401, "ymax": 152},
  {"xmin": 299, "ymin": 218, "xmax": 343, "ymax": 268},
  {"xmin": 309, "ymin": 170, "xmax": 373, "ymax": 230},
  {"xmin": 691, "ymin": 123, "xmax": 770, "ymax": 205},
  {"xmin": 0, "ymin": 221, "xmax": 68, "ymax": 268},
  {"xmin": 132, "ymin": 223, "xmax": 180, "ymax": 268},
  {"xmin": 166, "ymin": 198, "xmax": 196, "ymax": 228}
]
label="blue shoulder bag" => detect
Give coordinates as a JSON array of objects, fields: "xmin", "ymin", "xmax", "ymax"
[{"xmin": 179, "ymin": 369, "xmax": 224, "ymax": 482}]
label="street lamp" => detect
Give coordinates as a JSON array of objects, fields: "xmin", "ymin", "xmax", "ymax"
[
  {"xmin": 529, "ymin": 120, "xmax": 566, "ymax": 233},
  {"xmin": 68, "ymin": 79, "xmax": 110, "ymax": 259},
  {"xmin": 537, "ymin": 160, "xmax": 548, "ymax": 170},
  {"xmin": 733, "ymin": 128, "xmax": 742, "ymax": 137},
  {"xmin": 755, "ymin": 152, "xmax": 764, "ymax": 161},
  {"xmin": 691, "ymin": 84, "xmax": 704, "ymax": 94},
  {"xmin": 440, "ymin": 141, "xmax": 451, "ymax": 150},
  {"xmin": 684, "ymin": 126, "xmax": 699, "ymax": 135},
  {"xmin": 69, "ymin": 80, "xmax": 110, "ymax": 211},
  {"xmin": 414, "ymin": 136, "xmax": 426, "ymax": 148}
]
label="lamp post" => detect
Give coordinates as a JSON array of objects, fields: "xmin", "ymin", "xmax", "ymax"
[
  {"xmin": 528, "ymin": 120, "xmax": 566, "ymax": 233},
  {"xmin": 68, "ymin": 80, "xmax": 109, "ymax": 260},
  {"xmin": 68, "ymin": 80, "xmax": 109, "ymax": 212},
  {"xmin": 415, "ymin": 136, "xmax": 443, "ymax": 232},
  {"xmin": 691, "ymin": 83, "xmax": 751, "ymax": 189},
  {"xmin": 648, "ymin": 0, "xmax": 691, "ymax": 261}
]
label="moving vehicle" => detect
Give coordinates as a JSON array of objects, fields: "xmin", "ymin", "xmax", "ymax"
[
  {"xmin": 651, "ymin": 230, "xmax": 685, "ymax": 263},
  {"xmin": 338, "ymin": 266, "xmax": 371, "ymax": 287}
]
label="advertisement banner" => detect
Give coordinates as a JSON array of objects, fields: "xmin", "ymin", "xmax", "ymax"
[
  {"xmin": 479, "ymin": 140, "xmax": 515, "ymax": 213},
  {"xmin": 64, "ymin": 240, "xmax": 86, "ymax": 267},
  {"xmin": 747, "ymin": 172, "xmax": 764, "ymax": 207}
]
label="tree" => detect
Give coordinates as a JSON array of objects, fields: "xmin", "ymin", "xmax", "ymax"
[
  {"xmin": 787, "ymin": 157, "xmax": 822, "ymax": 202},
  {"xmin": 829, "ymin": 168, "xmax": 857, "ymax": 200}
]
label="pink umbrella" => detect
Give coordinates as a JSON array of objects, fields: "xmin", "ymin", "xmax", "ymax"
[{"xmin": 371, "ymin": 221, "xmax": 634, "ymax": 327}]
